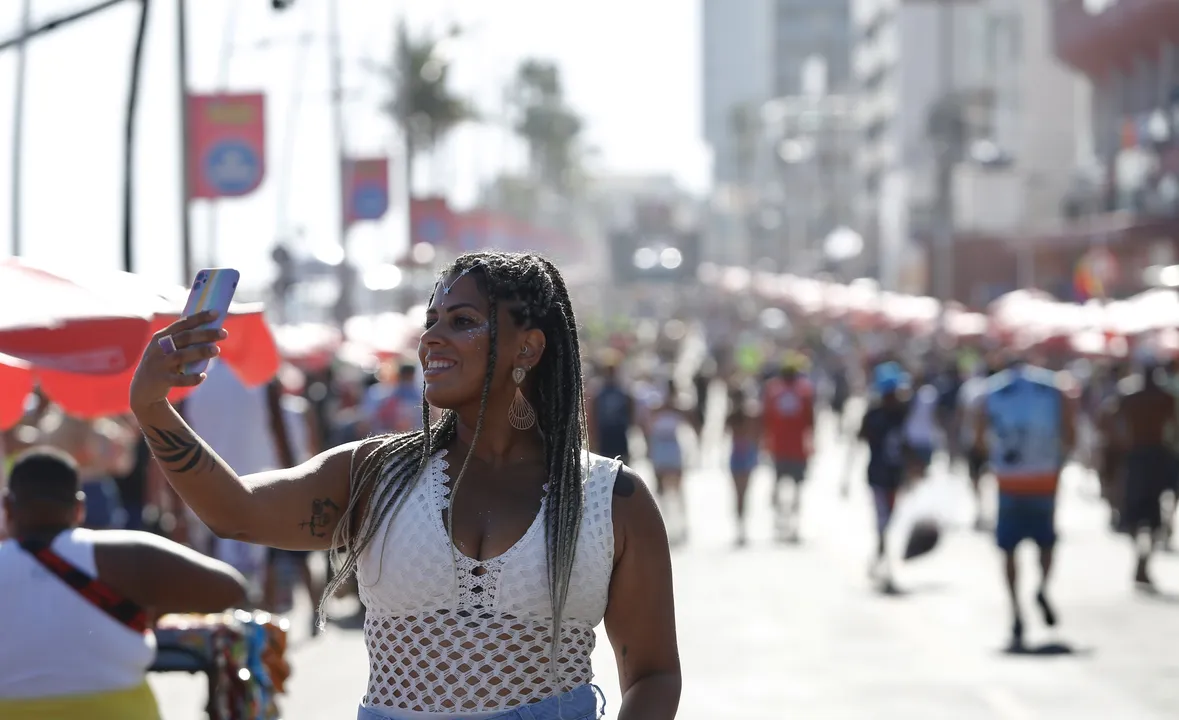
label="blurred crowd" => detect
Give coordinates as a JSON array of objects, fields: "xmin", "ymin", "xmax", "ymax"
[{"xmin": 5, "ymin": 275, "xmax": 1179, "ymax": 717}]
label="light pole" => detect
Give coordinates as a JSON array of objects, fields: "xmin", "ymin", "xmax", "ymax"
[
  {"xmin": 10, "ymin": 0, "xmax": 32, "ymax": 257},
  {"xmin": 931, "ymin": 0, "xmax": 957, "ymax": 303},
  {"xmin": 123, "ymin": 0, "xmax": 150, "ymax": 274},
  {"xmin": 199, "ymin": 0, "xmax": 246, "ymax": 269},
  {"xmin": 328, "ymin": 0, "xmax": 354, "ymax": 325},
  {"xmin": 176, "ymin": 0, "xmax": 193, "ymax": 281}
]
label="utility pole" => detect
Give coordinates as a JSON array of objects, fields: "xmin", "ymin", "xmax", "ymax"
[
  {"xmin": 931, "ymin": 0, "xmax": 958, "ymax": 303},
  {"xmin": 204, "ymin": 0, "xmax": 244, "ymax": 269},
  {"xmin": 328, "ymin": 0, "xmax": 354, "ymax": 324},
  {"xmin": 122, "ymin": 0, "xmax": 150, "ymax": 273},
  {"xmin": 177, "ymin": 0, "xmax": 194, "ymax": 282},
  {"xmin": 10, "ymin": 0, "xmax": 31, "ymax": 256}
]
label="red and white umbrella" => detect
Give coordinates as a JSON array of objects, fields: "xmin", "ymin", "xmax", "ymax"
[
  {"xmin": 0, "ymin": 259, "xmax": 279, "ymax": 427},
  {"xmin": 0, "ymin": 258, "xmax": 154, "ymax": 374}
]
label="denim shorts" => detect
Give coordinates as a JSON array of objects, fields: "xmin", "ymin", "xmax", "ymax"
[{"xmin": 357, "ymin": 684, "xmax": 604, "ymax": 720}]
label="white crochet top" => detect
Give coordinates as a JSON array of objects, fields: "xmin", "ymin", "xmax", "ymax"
[{"xmin": 357, "ymin": 449, "xmax": 621, "ymax": 715}]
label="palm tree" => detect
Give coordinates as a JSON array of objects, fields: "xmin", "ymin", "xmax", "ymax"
[
  {"xmin": 123, "ymin": 0, "xmax": 150, "ymax": 272},
  {"xmin": 377, "ymin": 20, "xmax": 475, "ymax": 198},
  {"xmin": 508, "ymin": 59, "xmax": 583, "ymax": 192}
]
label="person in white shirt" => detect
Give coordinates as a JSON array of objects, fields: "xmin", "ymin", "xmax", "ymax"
[{"xmin": 0, "ymin": 447, "xmax": 245, "ymax": 719}]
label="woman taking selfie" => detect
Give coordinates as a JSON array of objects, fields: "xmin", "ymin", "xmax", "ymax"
[{"xmin": 129, "ymin": 252, "xmax": 681, "ymax": 720}]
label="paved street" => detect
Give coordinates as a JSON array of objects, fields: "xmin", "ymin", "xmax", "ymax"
[{"xmin": 151, "ymin": 410, "xmax": 1179, "ymax": 719}]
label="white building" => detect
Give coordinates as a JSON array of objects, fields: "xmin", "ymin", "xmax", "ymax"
[
  {"xmin": 701, "ymin": 0, "xmax": 773, "ymax": 189},
  {"xmin": 701, "ymin": 0, "xmax": 859, "ymax": 269},
  {"xmin": 854, "ymin": 0, "xmax": 1081, "ymax": 292}
]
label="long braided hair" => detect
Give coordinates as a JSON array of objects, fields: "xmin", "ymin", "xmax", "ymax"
[{"xmin": 321, "ymin": 251, "xmax": 588, "ymax": 685}]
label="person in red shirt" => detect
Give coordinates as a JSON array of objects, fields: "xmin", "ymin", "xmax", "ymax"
[{"xmin": 762, "ymin": 354, "xmax": 816, "ymax": 542}]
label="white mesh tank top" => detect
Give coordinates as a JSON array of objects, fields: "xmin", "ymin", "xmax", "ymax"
[{"xmin": 357, "ymin": 449, "xmax": 621, "ymax": 715}]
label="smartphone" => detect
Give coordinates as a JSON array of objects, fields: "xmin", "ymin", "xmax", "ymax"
[{"xmin": 179, "ymin": 268, "xmax": 240, "ymax": 375}]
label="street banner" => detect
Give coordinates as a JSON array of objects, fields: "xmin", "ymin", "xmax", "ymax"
[
  {"xmin": 342, "ymin": 157, "xmax": 390, "ymax": 227},
  {"xmin": 187, "ymin": 93, "xmax": 266, "ymax": 200},
  {"xmin": 410, "ymin": 197, "xmax": 454, "ymax": 248}
]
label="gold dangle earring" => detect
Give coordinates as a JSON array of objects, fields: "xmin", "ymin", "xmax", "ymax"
[{"xmin": 508, "ymin": 366, "xmax": 537, "ymax": 430}]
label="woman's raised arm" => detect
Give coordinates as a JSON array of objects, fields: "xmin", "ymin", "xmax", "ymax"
[{"xmin": 130, "ymin": 312, "xmax": 369, "ymax": 550}]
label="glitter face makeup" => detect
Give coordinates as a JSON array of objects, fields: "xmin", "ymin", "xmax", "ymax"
[{"xmin": 420, "ymin": 269, "xmax": 520, "ymax": 411}]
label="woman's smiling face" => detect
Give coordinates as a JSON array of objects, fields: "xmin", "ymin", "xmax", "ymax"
[{"xmin": 418, "ymin": 271, "xmax": 521, "ymax": 411}]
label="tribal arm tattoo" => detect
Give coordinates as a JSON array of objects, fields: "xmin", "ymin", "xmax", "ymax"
[{"xmin": 144, "ymin": 426, "xmax": 217, "ymax": 474}]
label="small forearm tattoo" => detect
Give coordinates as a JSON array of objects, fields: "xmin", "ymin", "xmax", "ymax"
[
  {"xmin": 146, "ymin": 426, "xmax": 216, "ymax": 474},
  {"xmin": 299, "ymin": 497, "xmax": 340, "ymax": 538}
]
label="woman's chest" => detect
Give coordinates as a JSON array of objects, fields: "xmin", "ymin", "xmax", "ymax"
[
  {"xmin": 444, "ymin": 468, "xmax": 547, "ymax": 563},
  {"xmin": 356, "ymin": 458, "xmax": 615, "ymax": 622}
]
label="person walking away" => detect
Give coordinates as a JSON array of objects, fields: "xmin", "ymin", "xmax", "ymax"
[
  {"xmin": 646, "ymin": 379, "xmax": 693, "ymax": 545},
  {"xmin": 762, "ymin": 354, "xmax": 815, "ymax": 542},
  {"xmin": 1097, "ymin": 363, "xmax": 1131, "ymax": 529},
  {"xmin": 957, "ymin": 364, "xmax": 994, "ymax": 530},
  {"xmin": 829, "ymin": 360, "xmax": 852, "ymax": 437},
  {"xmin": 975, "ymin": 360, "xmax": 1075, "ymax": 650},
  {"xmin": 363, "ymin": 361, "xmax": 425, "ymax": 436},
  {"xmin": 693, "ymin": 359, "xmax": 716, "ymax": 431},
  {"xmin": 935, "ymin": 361, "xmax": 964, "ymax": 465},
  {"xmin": 858, "ymin": 364, "xmax": 911, "ymax": 593},
  {"xmin": 112, "ymin": 416, "xmax": 153, "ymax": 532},
  {"xmin": 264, "ymin": 382, "xmax": 328, "ymax": 630},
  {"xmin": 589, "ymin": 359, "xmax": 636, "ymax": 464},
  {"xmin": 726, "ymin": 387, "xmax": 762, "ymax": 546},
  {"xmin": 0, "ymin": 448, "xmax": 246, "ymax": 719},
  {"xmin": 904, "ymin": 374, "xmax": 940, "ymax": 478},
  {"xmin": 181, "ymin": 362, "xmax": 297, "ymax": 597},
  {"xmin": 1109, "ymin": 363, "xmax": 1177, "ymax": 591}
]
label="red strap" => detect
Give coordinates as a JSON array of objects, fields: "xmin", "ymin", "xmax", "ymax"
[{"xmin": 20, "ymin": 539, "xmax": 149, "ymax": 634}]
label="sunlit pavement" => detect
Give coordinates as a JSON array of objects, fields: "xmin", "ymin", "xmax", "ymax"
[{"xmin": 152, "ymin": 407, "xmax": 1179, "ymax": 719}]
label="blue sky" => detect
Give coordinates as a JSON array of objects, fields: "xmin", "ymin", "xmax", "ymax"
[{"xmin": 0, "ymin": 0, "xmax": 707, "ymax": 289}]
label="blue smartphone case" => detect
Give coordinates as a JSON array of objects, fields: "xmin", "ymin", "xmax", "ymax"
[{"xmin": 179, "ymin": 268, "xmax": 240, "ymax": 375}]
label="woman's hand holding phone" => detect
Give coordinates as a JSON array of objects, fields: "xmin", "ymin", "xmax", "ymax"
[
  {"xmin": 129, "ymin": 312, "xmax": 227, "ymax": 411},
  {"xmin": 130, "ymin": 267, "xmax": 239, "ymax": 411}
]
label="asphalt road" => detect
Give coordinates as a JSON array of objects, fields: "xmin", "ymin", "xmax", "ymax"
[{"xmin": 151, "ymin": 408, "xmax": 1179, "ymax": 719}]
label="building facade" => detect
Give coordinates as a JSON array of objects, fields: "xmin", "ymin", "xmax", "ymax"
[
  {"xmin": 943, "ymin": 0, "xmax": 1179, "ymax": 307},
  {"xmin": 772, "ymin": 0, "xmax": 854, "ymax": 96},
  {"xmin": 700, "ymin": 0, "xmax": 856, "ymax": 269},
  {"xmin": 854, "ymin": 0, "xmax": 1082, "ymax": 303},
  {"xmin": 701, "ymin": 0, "xmax": 774, "ymax": 189}
]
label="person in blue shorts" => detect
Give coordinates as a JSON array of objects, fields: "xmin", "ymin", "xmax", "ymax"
[
  {"xmin": 726, "ymin": 387, "xmax": 762, "ymax": 546},
  {"xmin": 975, "ymin": 360, "xmax": 1075, "ymax": 649}
]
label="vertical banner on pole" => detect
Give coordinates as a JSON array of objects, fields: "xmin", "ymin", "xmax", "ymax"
[
  {"xmin": 410, "ymin": 197, "xmax": 454, "ymax": 250},
  {"xmin": 188, "ymin": 93, "xmax": 266, "ymax": 199},
  {"xmin": 342, "ymin": 157, "xmax": 390, "ymax": 228}
]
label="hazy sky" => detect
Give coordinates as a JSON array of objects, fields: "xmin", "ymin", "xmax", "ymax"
[{"xmin": 0, "ymin": 0, "xmax": 706, "ymax": 288}]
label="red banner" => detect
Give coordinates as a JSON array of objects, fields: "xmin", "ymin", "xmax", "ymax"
[
  {"xmin": 342, "ymin": 158, "xmax": 390, "ymax": 228},
  {"xmin": 410, "ymin": 197, "xmax": 455, "ymax": 248},
  {"xmin": 408, "ymin": 198, "xmax": 584, "ymax": 261},
  {"xmin": 187, "ymin": 93, "xmax": 266, "ymax": 200}
]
